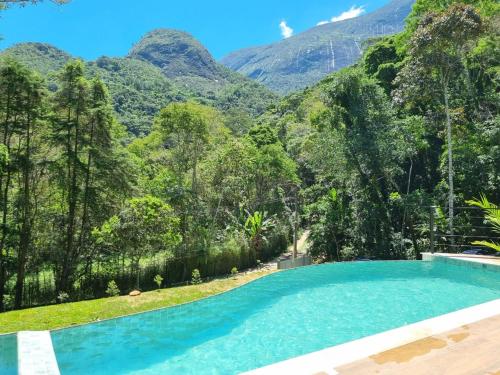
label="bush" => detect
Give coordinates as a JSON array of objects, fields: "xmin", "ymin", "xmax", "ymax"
[
  {"xmin": 231, "ymin": 267, "xmax": 238, "ymax": 278},
  {"xmin": 340, "ymin": 245, "xmax": 358, "ymax": 261},
  {"xmin": 191, "ymin": 269, "xmax": 202, "ymax": 285},
  {"xmin": 2, "ymin": 294, "xmax": 13, "ymax": 310},
  {"xmin": 153, "ymin": 274, "xmax": 164, "ymax": 289},
  {"xmin": 57, "ymin": 291, "xmax": 69, "ymax": 303},
  {"xmin": 105, "ymin": 280, "xmax": 120, "ymax": 297}
]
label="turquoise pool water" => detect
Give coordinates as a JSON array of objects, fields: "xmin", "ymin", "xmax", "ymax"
[
  {"xmin": 4, "ymin": 260, "xmax": 500, "ymax": 375},
  {"xmin": 0, "ymin": 334, "xmax": 16, "ymax": 375}
]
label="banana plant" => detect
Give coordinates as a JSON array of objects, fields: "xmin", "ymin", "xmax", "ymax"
[
  {"xmin": 244, "ymin": 211, "xmax": 275, "ymax": 255},
  {"xmin": 466, "ymin": 194, "xmax": 500, "ymax": 252}
]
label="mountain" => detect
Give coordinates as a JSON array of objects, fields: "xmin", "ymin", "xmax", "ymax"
[
  {"xmin": 221, "ymin": 0, "xmax": 415, "ymax": 94},
  {"xmin": 129, "ymin": 29, "xmax": 220, "ymax": 80},
  {"xmin": 0, "ymin": 31, "xmax": 278, "ymax": 136}
]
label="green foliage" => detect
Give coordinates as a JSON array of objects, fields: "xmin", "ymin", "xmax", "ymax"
[
  {"xmin": 57, "ymin": 292, "xmax": 69, "ymax": 303},
  {"xmin": 1, "ymin": 32, "xmax": 278, "ymax": 136},
  {"xmin": 105, "ymin": 280, "xmax": 120, "ymax": 297},
  {"xmin": 153, "ymin": 274, "xmax": 164, "ymax": 289},
  {"xmin": 94, "ymin": 195, "xmax": 181, "ymax": 288},
  {"xmin": 0, "ymin": 0, "xmax": 498, "ymax": 313},
  {"xmin": 466, "ymin": 194, "xmax": 500, "ymax": 251},
  {"xmin": 248, "ymin": 124, "xmax": 278, "ymax": 147},
  {"xmin": 191, "ymin": 269, "xmax": 202, "ymax": 285},
  {"xmin": 231, "ymin": 267, "xmax": 238, "ymax": 278}
]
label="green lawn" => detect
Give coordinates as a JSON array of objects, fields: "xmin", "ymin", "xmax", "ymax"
[{"xmin": 0, "ymin": 270, "xmax": 274, "ymax": 334}]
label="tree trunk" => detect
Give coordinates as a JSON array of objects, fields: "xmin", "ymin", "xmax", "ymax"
[
  {"xmin": 78, "ymin": 116, "xmax": 95, "ymax": 251},
  {"xmin": 443, "ymin": 80, "xmax": 454, "ymax": 248},
  {"xmin": 15, "ymin": 98, "xmax": 33, "ymax": 309},
  {"xmin": 0, "ymin": 91, "xmax": 12, "ymax": 312}
]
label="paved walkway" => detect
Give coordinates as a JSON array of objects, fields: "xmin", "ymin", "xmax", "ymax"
[
  {"xmin": 250, "ymin": 230, "xmax": 310, "ymax": 272},
  {"xmin": 335, "ymin": 314, "xmax": 500, "ymax": 375}
]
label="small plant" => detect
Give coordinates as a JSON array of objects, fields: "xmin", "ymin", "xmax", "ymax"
[
  {"xmin": 2, "ymin": 294, "xmax": 13, "ymax": 310},
  {"xmin": 57, "ymin": 291, "xmax": 69, "ymax": 303},
  {"xmin": 105, "ymin": 280, "xmax": 120, "ymax": 297},
  {"xmin": 466, "ymin": 194, "xmax": 500, "ymax": 252},
  {"xmin": 191, "ymin": 269, "xmax": 202, "ymax": 285},
  {"xmin": 231, "ymin": 267, "xmax": 238, "ymax": 279},
  {"xmin": 256, "ymin": 259, "xmax": 262, "ymax": 268},
  {"xmin": 154, "ymin": 274, "xmax": 164, "ymax": 290}
]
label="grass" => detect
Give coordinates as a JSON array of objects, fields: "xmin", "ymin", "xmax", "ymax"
[{"xmin": 0, "ymin": 269, "xmax": 274, "ymax": 334}]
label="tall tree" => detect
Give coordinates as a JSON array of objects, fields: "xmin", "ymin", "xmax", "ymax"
[
  {"xmin": 50, "ymin": 61, "xmax": 126, "ymax": 295},
  {"xmin": 0, "ymin": 61, "xmax": 46, "ymax": 310},
  {"xmin": 13, "ymin": 65, "xmax": 45, "ymax": 308},
  {"xmin": 51, "ymin": 60, "xmax": 88, "ymax": 294},
  {"xmin": 395, "ymin": 4, "xmax": 483, "ymax": 239}
]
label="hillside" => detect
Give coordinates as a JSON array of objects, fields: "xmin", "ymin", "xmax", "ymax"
[
  {"xmin": 221, "ymin": 0, "xmax": 415, "ymax": 94},
  {"xmin": 0, "ymin": 31, "xmax": 278, "ymax": 136}
]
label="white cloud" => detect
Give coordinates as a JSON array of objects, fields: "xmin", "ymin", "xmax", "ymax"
[
  {"xmin": 317, "ymin": 5, "xmax": 366, "ymax": 26},
  {"xmin": 331, "ymin": 5, "xmax": 365, "ymax": 23},
  {"xmin": 279, "ymin": 20, "xmax": 294, "ymax": 39}
]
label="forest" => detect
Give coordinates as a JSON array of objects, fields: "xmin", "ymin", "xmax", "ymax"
[{"xmin": 0, "ymin": 0, "xmax": 498, "ymax": 311}]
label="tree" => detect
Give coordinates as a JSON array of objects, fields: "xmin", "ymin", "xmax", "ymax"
[
  {"xmin": 94, "ymin": 196, "xmax": 180, "ymax": 288},
  {"xmin": 0, "ymin": 60, "xmax": 46, "ymax": 310},
  {"xmin": 50, "ymin": 61, "xmax": 130, "ymax": 295},
  {"xmin": 154, "ymin": 102, "xmax": 218, "ymax": 193},
  {"xmin": 50, "ymin": 60, "xmax": 88, "ymax": 294},
  {"xmin": 394, "ymin": 4, "xmax": 483, "ymax": 240},
  {"xmin": 1, "ymin": 0, "xmax": 69, "ymax": 6}
]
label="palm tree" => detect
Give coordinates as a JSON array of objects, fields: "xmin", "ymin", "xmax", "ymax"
[{"xmin": 466, "ymin": 194, "xmax": 500, "ymax": 252}]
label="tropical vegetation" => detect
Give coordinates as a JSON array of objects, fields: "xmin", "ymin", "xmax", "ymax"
[{"xmin": 0, "ymin": 0, "xmax": 498, "ymax": 313}]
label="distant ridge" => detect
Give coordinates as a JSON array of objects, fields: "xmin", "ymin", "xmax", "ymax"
[
  {"xmin": 0, "ymin": 31, "xmax": 277, "ymax": 136},
  {"xmin": 221, "ymin": 0, "xmax": 415, "ymax": 94}
]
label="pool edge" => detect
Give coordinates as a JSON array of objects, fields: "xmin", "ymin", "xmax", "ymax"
[
  {"xmin": 242, "ymin": 298, "xmax": 500, "ymax": 375},
  {"xmin": 242, "ymin": 254, "xmax": 500, "ymax": 375}
]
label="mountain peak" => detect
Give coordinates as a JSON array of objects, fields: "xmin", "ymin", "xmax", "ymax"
[
  {"xmin": 1, "ymin": 42, "xmax": 72, "ymax": 75},
  {"xmin": 222, "ymin": 0, "xmax": 415, "ymax": 94},
  {"xmin": 128, "ymin": 28, "xmax": 219, "ymax": 80}
]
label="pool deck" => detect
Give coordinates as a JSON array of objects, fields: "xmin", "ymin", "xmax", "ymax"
[
  {"xmin": 245, "ymin": 253, "xmax": 500, "ymax": 375},
  {"xmin": 335, "ymin": 314, "xmax": 500, "ymax": 375},
  {"xmin": 426, "ymin": 252, "xmax": 500, "ymax": 266}
]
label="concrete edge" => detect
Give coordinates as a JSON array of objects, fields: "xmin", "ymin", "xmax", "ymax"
[
  {"xmin": 242, "ymin": 298, "xmax": 500, "ymax": 375},
  {"xmin": 18, "ymin": 331, "xmax": 60, "ymax": 375}
]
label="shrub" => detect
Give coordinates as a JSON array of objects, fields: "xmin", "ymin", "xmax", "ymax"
[
  {"xmin": 154, "ymin": 274, "xmax": 164, "ymax": 290},
  {"xmin": 105, "ymin": 280, "xmax": 120, "ymax": 297},
  {"xmin": 2, "ymin": 294, "xmax": 13, "ymax": 310},
  {"xmin": 231, "ymin": 267, "xmax": 238, "ymax": 278},
  {"xmin": 340, "ymin": 245, "xmax": 358, "ymax": 261},
  {"xmin": 191, "ymin": 269, "xmax": 202, "ymax": 285},
  {"xmin": 57, "ymin": 291, "xmax": 69, "ymax": 303}
]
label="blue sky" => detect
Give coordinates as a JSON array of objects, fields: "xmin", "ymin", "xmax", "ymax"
[{"xmin": 1, "ymin": 0, "xmax": 390, "ymax": 60}]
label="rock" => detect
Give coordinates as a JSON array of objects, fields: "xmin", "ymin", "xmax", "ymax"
[{"xmin": 129, "ymin": 290, "xmax": 141, "ymax": 296}]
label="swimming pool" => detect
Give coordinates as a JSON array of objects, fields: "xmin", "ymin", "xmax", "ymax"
[
  {"xmin": 0, "ymin": 333, "xmax": 16, "ymax": 375},
  {"xmin": 5, "ymin": 260, "xmax": 500, "ymax": 374}
]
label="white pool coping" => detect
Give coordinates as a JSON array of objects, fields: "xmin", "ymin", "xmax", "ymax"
[
  {"xmin": 243, "ymin": 254, "xmax": 500, "ymax": 375},
  {"xmin": 18, "ymin": 331, "xmax": 60, "ymax": 375},
  {"xmin": 242, "ymin": 298, "xmax": 500, "ymax": 375}
]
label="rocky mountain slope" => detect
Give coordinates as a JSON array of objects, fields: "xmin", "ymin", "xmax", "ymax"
[{"xmin": 221, "ymin": 0, "xmax": 415, "ymax": 94}]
